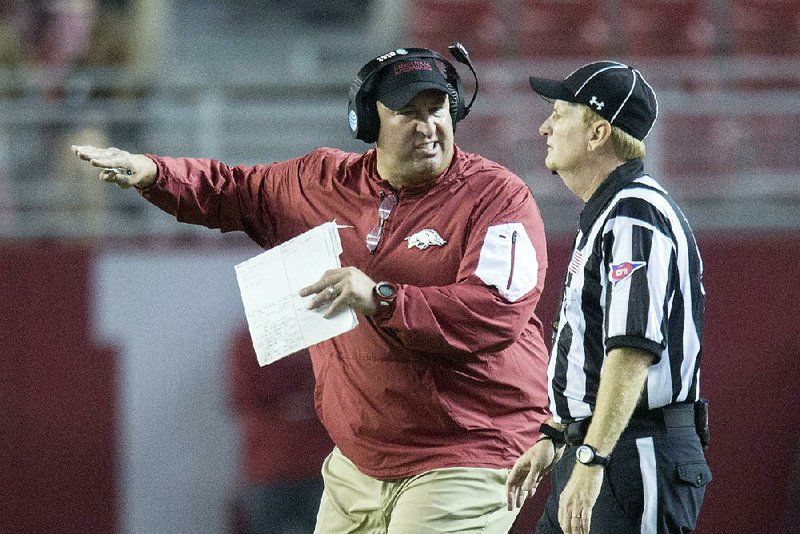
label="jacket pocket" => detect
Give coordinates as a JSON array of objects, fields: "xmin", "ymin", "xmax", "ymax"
[{"xmin": 676, "ymin": 462, "xmax": 713, "ymax": 488}]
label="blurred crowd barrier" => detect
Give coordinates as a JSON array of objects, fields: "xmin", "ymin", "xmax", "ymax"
[{"xmin": 1, "ymin": 0, "xmax": 799, "ymax": 238}]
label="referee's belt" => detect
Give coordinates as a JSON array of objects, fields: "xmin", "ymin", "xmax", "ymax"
[{"xmin": 564, "ymin": 403, "xmax": 697, "ymax": 446}]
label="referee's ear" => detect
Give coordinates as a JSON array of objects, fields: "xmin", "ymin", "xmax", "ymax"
[{"xmin": 587, "ymin": 119, "xmax": 613, "ymax": 152}]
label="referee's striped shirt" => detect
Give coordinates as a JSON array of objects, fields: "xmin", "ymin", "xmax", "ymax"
[{"xmin": 548, "ymin": 158, "xmax": 704, "ymax": 423}]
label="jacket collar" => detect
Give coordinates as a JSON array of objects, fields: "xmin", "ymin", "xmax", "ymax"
[{"xmin": 578, "ymin": 158, "xmax": 645, "ymax": 234}]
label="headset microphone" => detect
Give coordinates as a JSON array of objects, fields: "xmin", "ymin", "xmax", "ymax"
[{"xmin": 447, "ymin": 42, "xmax": 479, "ymax": 118}]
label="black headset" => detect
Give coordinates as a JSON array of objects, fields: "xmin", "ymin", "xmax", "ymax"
[{"xmin": 347, "ymin": 43, "xmax": 479, "ymax": 143}]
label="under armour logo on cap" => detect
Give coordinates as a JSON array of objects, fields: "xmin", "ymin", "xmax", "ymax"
[{"xmin": 528, "ymin": 61, "xmax": 658, "ymax": 141}]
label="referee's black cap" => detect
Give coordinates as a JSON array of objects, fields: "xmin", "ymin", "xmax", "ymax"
[{"xmin": 528, "ymin": 61, "xmax": 658, "ymax": 141}]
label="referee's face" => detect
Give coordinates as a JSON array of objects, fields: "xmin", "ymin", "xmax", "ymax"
[{"xmin": 539, "ymin": 100, "xmax": 592, "ymax": 177}]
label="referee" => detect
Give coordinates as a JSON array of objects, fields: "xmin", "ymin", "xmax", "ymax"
[{"xmin": 506, "ymin": 62, "xmax": 711, "ymax": 533}]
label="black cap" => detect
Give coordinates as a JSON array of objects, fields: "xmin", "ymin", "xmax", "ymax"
[
  {"xmin": 528, "ymin": 61, "xmax": 658, "ymax": 141},
  {"xmin": 375, "ymin": 57, "xmax": 450, "ymax": 110}
]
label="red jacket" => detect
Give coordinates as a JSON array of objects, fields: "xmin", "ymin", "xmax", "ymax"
[{"xmin": 142, "ymin": 146, "xmax": 550, "ymax": 478}]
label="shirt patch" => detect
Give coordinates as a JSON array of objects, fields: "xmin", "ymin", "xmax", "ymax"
[
  {"xmin": 475, "ymin": 223, "xmax": 537, "ymax": 303},
  {"xmin": 405, "ymin": 229, "xmax": 446, "ymax": 250},
  {"xmin": 610, "ymin": 261, "xmax": 646, "ymax": 287}
]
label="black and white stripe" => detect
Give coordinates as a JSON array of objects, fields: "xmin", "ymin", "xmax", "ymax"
[{"xmin": 548, "ymin": 170, "xmax": 704, "ymax": 423}]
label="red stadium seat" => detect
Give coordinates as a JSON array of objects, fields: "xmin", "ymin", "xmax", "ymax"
[
  {"xmin": 730, "ymin": 0, "xmax": 800, "ymax": 56},
  {"xmin": 515, "ymin": 0, "xmax": 614, "ymax": 58},
  {"xmin": 617, "ymin": 0, "xmax": 717, "ymax": 58},
  {"xmin": 660, "ymin": 113, "xmax": 737, "ymax": 196},
  {"xmin": 662, "ymin": 111, "xmax": 799, "ymax": 198},
  {"xmin": 742, "ymin": 113, "xmax": 800, "ymax": 174},
  {"xmin": 405, "ymin": 0, "xmax": 512, "ymax": 60},
  {"xmin": 456, "ymin": 108, "xmax": 515, "ymax": 162}
]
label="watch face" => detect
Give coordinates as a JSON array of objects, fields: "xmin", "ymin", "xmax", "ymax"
[
  {"xmin": 576, "ymin": 445, "xmax": 594, "ymax": 464},
  {"xmin": 377, "ymin": 283, "xmax": 396, "ymax": 298}
]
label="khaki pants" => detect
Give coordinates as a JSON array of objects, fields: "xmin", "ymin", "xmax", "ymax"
[{"xmin": 314, "ymin": 447, "xmax": 521, "ymax": 534}]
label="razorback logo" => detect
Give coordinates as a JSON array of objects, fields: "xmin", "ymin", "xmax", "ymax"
[
  {"xmin": 405, "ymin": 229, "xmax": 446, "ymax": 250},
  {"xmin": 610, "ymin": 261, "xmax": 646, "ymax": 287}
]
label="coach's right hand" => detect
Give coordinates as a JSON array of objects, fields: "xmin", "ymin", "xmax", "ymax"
[
  {"xmin": 71, "ymin": 145, "xmax": 158, "ymax": 190},
  {"xmin": 506, "ymin": 438, "xmax": 563, "ymax": 511}
]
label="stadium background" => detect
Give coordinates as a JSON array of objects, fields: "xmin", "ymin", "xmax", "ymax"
[{"xmin": 1, "ymin": 1, "xmax": 799, "ymax": 533}]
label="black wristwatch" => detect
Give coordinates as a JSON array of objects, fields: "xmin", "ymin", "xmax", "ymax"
[
  {"xmin": 575, "ymin": 444, "xmax": 609, "ymax": 467},
  {"xmin": 374, "ymin": 281, "xmax": 398, "ymax": 309}
]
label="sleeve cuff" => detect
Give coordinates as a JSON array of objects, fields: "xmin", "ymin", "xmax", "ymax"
[
  {"xmin": 137, "ymin": 154, "xmax": 165, "ymax": 194},
  {"xmin": 605, "ymin": 335, "xmax": 664, "ymax": 363}
]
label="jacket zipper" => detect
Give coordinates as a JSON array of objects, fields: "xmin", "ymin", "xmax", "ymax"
[
  {"xmin": 369, "ymin": 191, "xmax": 397, "ymax": 255},
  {"xmin": 368, "ymin": 191, "xmax": 385, "ymax": 255},
  {"xmin": 507, "ymin": 230, "xmax": 518, "ymax": 290}
]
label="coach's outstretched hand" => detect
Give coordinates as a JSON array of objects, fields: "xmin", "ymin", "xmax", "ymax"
[{"xmin": 71, "ymin": 145, "xmax": 158, "ymax": 190}]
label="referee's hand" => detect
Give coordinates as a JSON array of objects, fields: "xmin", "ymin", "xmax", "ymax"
[
  {"xmin": 71, "ymin": 145, "xmax": 158, "ymax": 190},
  {"xmin": 558, "ymin": 464, "xmax": 603, "ymax": 534}
]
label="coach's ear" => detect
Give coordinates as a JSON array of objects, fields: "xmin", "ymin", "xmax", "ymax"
[{"xmin": 587, "ymin": 119, "xmax": 612, "ymax": 152}]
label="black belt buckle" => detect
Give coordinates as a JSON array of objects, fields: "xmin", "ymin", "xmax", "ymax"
[{"xmin": 694, "ymin": 399, "xmax": 710, "ymax": 449}]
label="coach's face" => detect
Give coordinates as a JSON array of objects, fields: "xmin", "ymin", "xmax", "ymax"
[{"xmin": 375, "ymin": 90, "xmax": 454, "ymax": 189}]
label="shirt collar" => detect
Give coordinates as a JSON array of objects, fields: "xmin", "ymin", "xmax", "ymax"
[{"xmin": 578, "ymin": 158, "xmax": 645, "ymax": 234}]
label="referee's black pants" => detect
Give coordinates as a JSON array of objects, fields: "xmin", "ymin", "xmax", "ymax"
[{"xmin": 536, "ymin": 409, "xmax": 712, "ymax": 533}]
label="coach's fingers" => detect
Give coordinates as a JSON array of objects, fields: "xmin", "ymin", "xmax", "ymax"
[
  {"xmin": 74, "ymin": 146, "xmax": 157, "ymax": 189},
  {"xmin": 72, "ymin": 145, "xmax": 123, "ymax": 164}
]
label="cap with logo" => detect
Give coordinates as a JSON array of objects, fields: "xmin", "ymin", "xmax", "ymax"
[
  {"xmin": 375, "ymin": 57, "xmax": 451, "ymax": 111},
  {"xmin": 528, "ymin": 61, "xmax": 658, "ymax": 141}
]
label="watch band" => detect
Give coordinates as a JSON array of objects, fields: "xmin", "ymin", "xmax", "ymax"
[
  {"xmin": 538, "ymin": 423, "xmax": 566, "ymax": 447},
  {"xmin": 576, "ymin": 444, "xmax": 610, "ymax": 467}
]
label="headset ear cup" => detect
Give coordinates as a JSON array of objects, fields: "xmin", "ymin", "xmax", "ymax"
[
  {"xmin": 360, "ymin": 97, "xmax": 380, "ymax": 143},
  {"xmin": 348, "ymin": 101, "xmax": 359, "ymax": 139},
  {"xmin": 351, "ymin": 89, "xmax": 379, "ymax": 143},
  {"xmin": 442, "ymin": 62, "xmax": 466, "ymax": 125}
]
